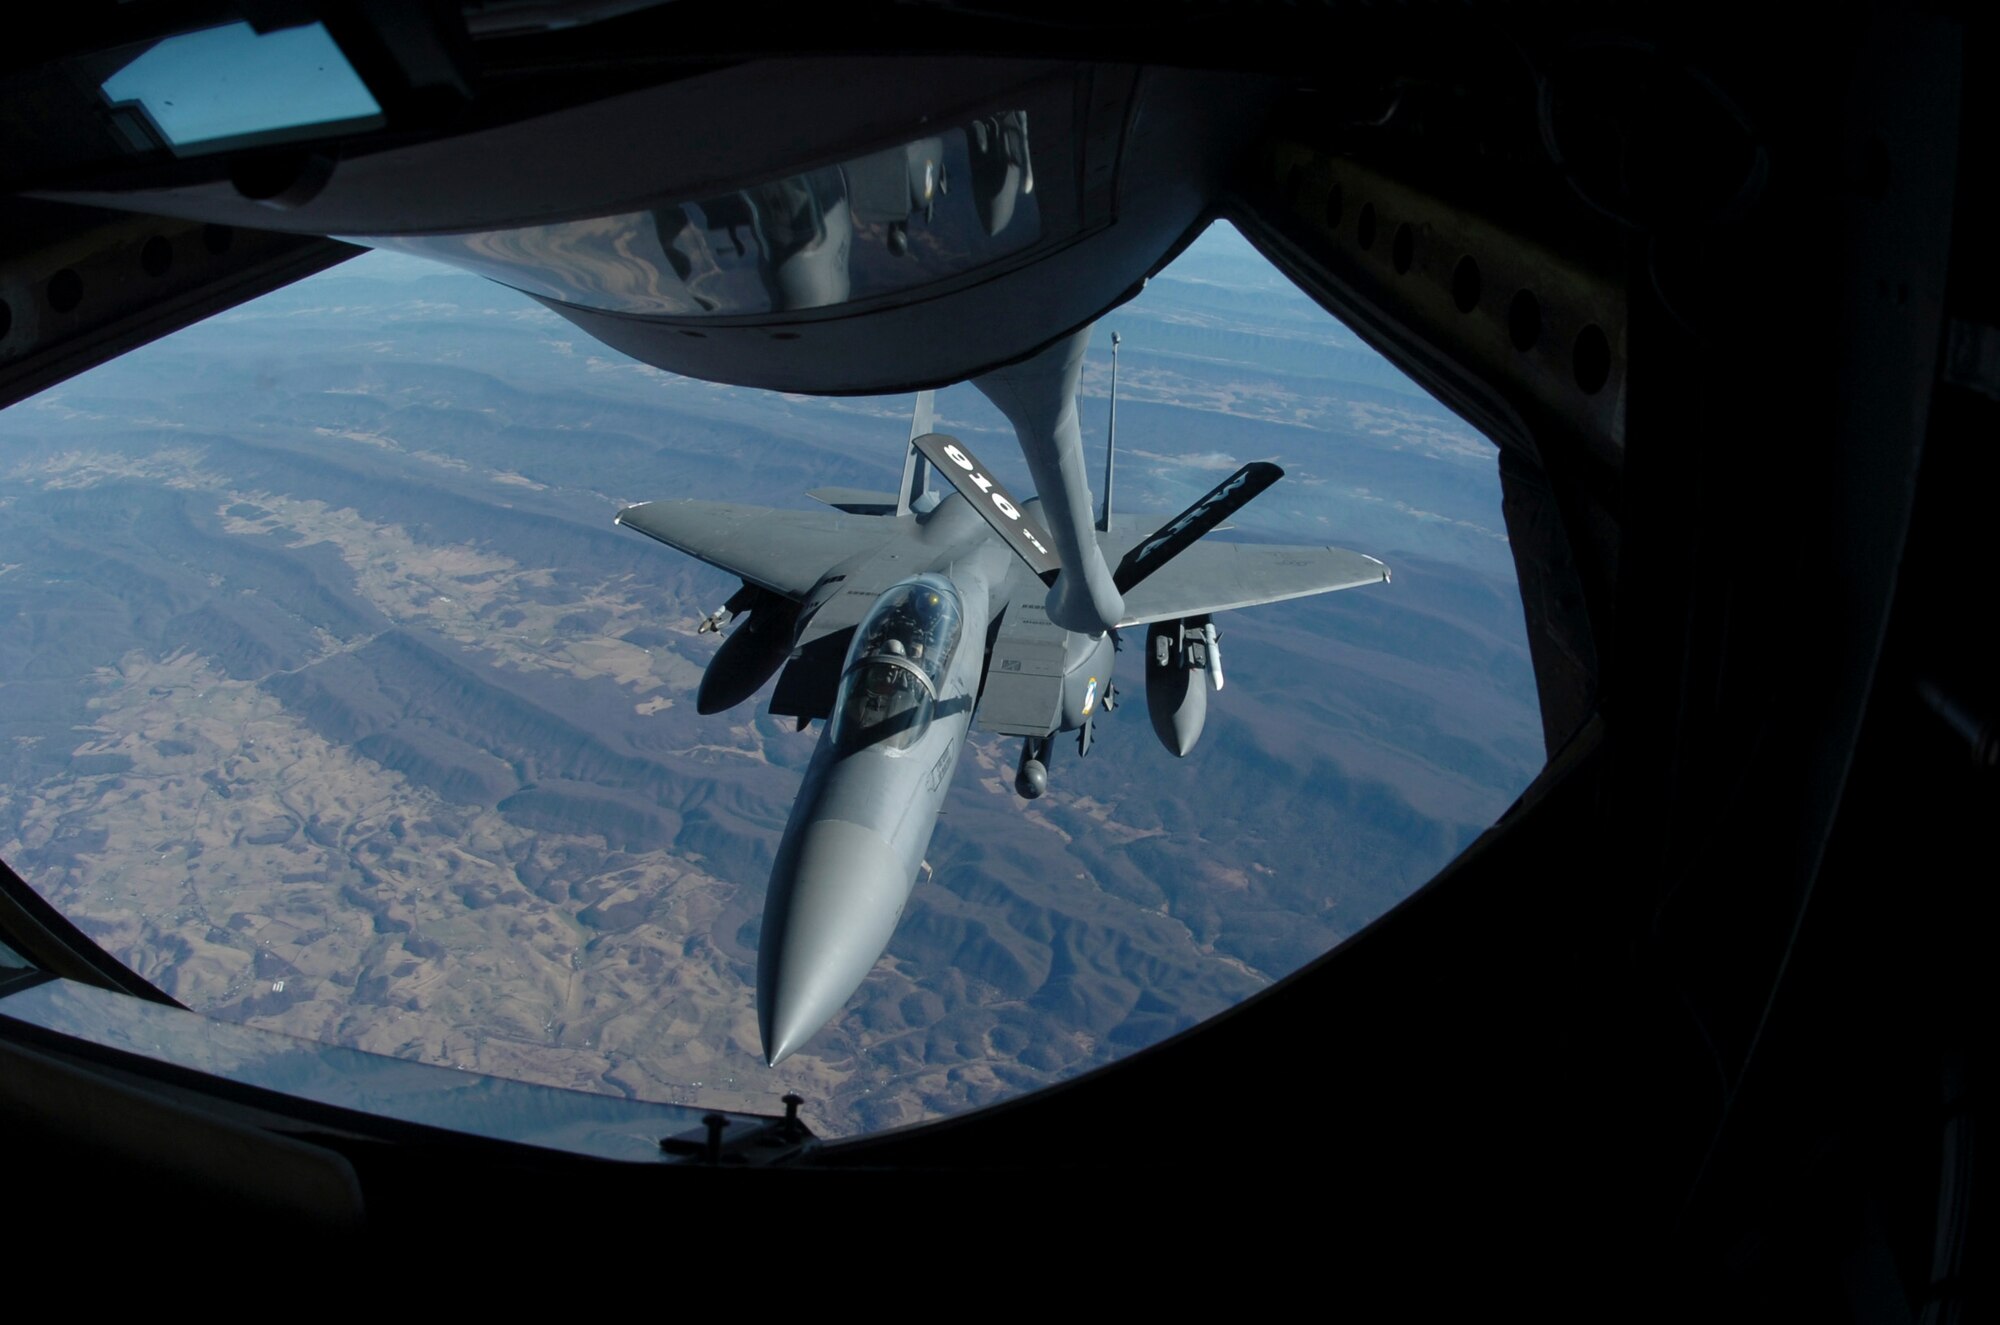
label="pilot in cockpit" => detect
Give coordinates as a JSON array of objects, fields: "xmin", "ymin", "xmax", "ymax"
[
  {"xmin": 834, "ymin": 576, "xmax": 964, "ymax": 754},
  {"xmin": 867, "ymin": 639, "xmax": 911, "ymax": 699}
]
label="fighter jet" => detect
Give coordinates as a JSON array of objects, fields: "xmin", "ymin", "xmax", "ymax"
[{"xmin": 614, "ymin": 326, "xmax": 1390, "ymax": 1064}]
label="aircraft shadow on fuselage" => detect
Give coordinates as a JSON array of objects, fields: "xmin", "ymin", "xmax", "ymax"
[{"xmin": 835, "ymin": 691, "xmax": 972, "ymax": 755}]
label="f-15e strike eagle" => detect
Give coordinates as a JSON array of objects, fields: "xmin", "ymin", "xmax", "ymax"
[{"xmin": 615, "ymin": 325, "xmax": 1390, "ymax": 1064}]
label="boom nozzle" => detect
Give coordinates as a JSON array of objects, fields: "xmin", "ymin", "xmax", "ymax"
[{"xmin": 973, "ymin": 325, "xmax": 1124, "ymax": 634}]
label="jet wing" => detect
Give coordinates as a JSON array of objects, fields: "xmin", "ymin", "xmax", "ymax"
[
  {"xmin": 1108, "ymin": 539, "xmax": 1390, "ymax": 627},
  {"xmin": 615, "ymin": 500, "xmax": 899, "ymax": 601}
]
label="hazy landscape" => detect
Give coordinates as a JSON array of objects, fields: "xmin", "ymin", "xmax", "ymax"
[{"xmin": 0, "ymin": 224, "xmax": 1542, "ymax": 1134}]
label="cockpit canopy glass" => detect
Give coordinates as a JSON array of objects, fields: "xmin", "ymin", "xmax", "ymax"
[
  {"xmin": 832, "ymin": 576, "xmax": 963, "ymax": 754},
  {"xmin": 352, "ymin": 112, "xmax": 1038, "ymax": 319}
]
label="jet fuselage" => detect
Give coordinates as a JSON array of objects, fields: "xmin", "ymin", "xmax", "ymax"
[
  {"xmin": 757, "ymin": 493, "xmax": 1100, "ymax": 1063},
  {"xmin": 615, "ymin": 391, "xmax": 1389, "ymax": 1066}
]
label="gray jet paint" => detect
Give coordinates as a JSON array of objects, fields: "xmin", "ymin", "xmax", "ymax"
[{"xmin": 615, "ymin": 347, "xmax": 1390, "ymax": 1066}]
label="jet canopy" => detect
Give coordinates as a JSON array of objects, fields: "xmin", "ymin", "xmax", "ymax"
[{"xmin": 832, "ymin": 575, "xmax": 964, "ymax": 753}]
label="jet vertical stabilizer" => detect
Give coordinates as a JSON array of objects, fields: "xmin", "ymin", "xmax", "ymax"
[
  {"xmin": 911, "ymin": 430, "xmax": 1061, "ymax": 578},
  {"xmin": 897, "ymin": 388, "xmax": 936, "ymax": 517},
  {"xmin": 1111, "ymin": 462, "xmax": 1283, "ymax": 595}
]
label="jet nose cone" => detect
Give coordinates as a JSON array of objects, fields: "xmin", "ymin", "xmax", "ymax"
[{"xmin": 758, "ymin": 819, "xmax": 915, "ymax": 1066}]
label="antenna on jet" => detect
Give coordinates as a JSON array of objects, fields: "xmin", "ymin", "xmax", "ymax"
[{"xmin": 1097, "ymin": 331, "xmax": 1120, "ymax": 532}]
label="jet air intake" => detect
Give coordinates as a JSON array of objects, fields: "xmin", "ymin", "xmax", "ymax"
[{"xmin": 696, "ymin": 584, "xmax": 799, "ymax": 715}]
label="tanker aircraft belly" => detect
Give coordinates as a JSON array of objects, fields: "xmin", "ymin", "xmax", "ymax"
[{"xmin": 616, "ymin": 349, "xmax": 1390, "ymax": 1065}]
